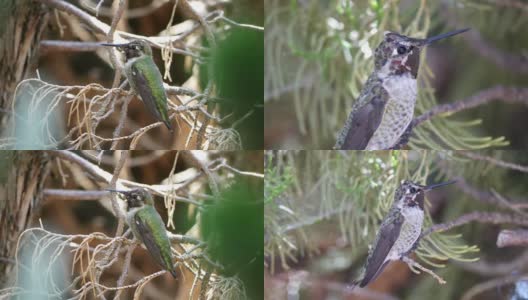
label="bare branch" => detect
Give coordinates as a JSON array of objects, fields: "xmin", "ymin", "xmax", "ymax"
[
  {"xmin": 414, "ymin": 86, "xmax": 528, "ymax": 127},
  {"xmin": 459, "ymin": 151, "xmax": 528, "ymax": 173},
  {"xmin": 454, "ymin": 177, "xmax": 528, "ymax": 210},
  {"xmin": 37, "ymin": 0, "xmax": 108, "ymax": 35},
  {"xmin": 391, "ymin": 86, "xmax": 528, "ymax": 149},
  {"xmin": 43, "ymin": 189, "xmax": 108, "ymax": 201},
  {"xmin": 79, "ymin": 0, "xmax": 167, "ymax": 19},
  {"xmin": 497, "ymin": 229, "xmax": 528, "ymax": 248},
  {"xmin": 39, "ymin": 40, "xmax": 104, "ymax": 52},
  {"xmin": 423, "ymin": 212, "xmax": 528, "ymax": 237}
]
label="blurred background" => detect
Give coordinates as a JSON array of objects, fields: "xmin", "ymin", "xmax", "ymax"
[
  {"xmin": 265, "ymin": 150, "xmax": 528, "ymax": 299},
  {"xmin": 264, "ymin": 0, "xmax": 528, "ymax": 149}
]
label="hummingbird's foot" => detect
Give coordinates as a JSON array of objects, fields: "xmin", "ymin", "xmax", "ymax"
[{"xmin": 401, "ymin": 256, "xmax": 446, "ymax": 284}]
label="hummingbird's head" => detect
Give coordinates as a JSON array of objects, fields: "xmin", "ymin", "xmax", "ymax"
[
  {"xmin": 101, "ymin": 39, "xmax": 153, "ymax": 61},
  {"xmin": 107, "ymin": 188, "xmax": 154, "ymax": 210},
  {"xmin": 374, "ymin": 28, "xmax": 469, "ymax": 78},
  {"xmin": 395, "ymin": 180, "xmax": 456, "ymax": 210}
]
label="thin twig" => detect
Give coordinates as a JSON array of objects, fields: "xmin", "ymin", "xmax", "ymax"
[
  {"xmin": 388, "ymin": 86, "xmax": 528, "ymax": 149},
  {"xmin": 458, "ymin": 152, "xmax": 528, "ymax": 173},
  {"xmin": 182, "ymin": 151, "xmax": 220, "ymax": 197},
  {"xmin": 454, "ymin": 177, "xmax": 528, "ymax": 210},
  {"xmin": 414, "ymin": 86, "xmax": 528, "ymax": 127},
  {"xmin": 39, "ymin": 40, "xmax": 105, "ymax": 52},
  {"xmin": 422, "ymin": 211, "xmax": 528, "ymax": 237},
  {"xmin": 43, "ymin": 189, "xmax": 108, "ymax": 201},
  {"xmin": 497, "ymin": 229, "xmax": 528, "ymax": 248}
]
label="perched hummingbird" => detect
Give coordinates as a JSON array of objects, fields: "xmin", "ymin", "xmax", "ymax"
[
  {"xmin": 334, "ymin": 28, "xmax": 469, "ymax": 150},
  {"xmin": 108, "ymin": 188, "xmax": 177, "ymax": 277},
  {"xmin": 102, "ymin": 40, "xmax": 173, "ymax": 130},
  {"xmin": 357, "ymin": 180, "xmax": 455, "ymax": 287}
]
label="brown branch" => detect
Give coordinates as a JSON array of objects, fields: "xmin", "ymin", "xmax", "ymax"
[
  {"xmin": 37, "ymin": 0, "xmax": 108, "ymax": 35},
  {"xmin": 48, "ymin": 150, "xmax": 207, "ymax": 206},
  {"xmin": 39, "ymin": 40, "xmax": 103, "ymax": 53},
  {"xmin": 392, "ymin": 86, "xmax": 528, "ymax": 149},
  {"xmin": 454, "ymin": 177, "xmax": 528, "ymax": 210},
  {"xmin": 80, "ymin": 0, "xmax": 167, "ymax": 19},
  {"xmin": 497, "ymin": 229, "xmax": 528, "ymax": 248},
  {"xmin": 43, "ymin": 189, "xmax": 108, "ymax": 201},
  {"xmin": 422, "ymin": 211, "xmax": 528, "ymax": 237},
  {"xmin": 181, "ymin": 151, "xmax": 219, "ymax": 196},
  {"xmin": 414, "ymin": 86, "xmax": 528, "ymax": 127},
  {"xmin": 458, "ymin": 152, "xmax": 528, "ymax": 173}
]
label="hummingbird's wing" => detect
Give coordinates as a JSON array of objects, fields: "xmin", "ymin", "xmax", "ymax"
[
  {"xmin": 359, "ymin": 212, "xmax": 404, "ymax": 287},
  {"xmin": 335, "ymin": 77, "xmax": 388, "ymax": 150},
  {"xmin": 134, "ymin": 206, "xmax": 177, "ymax": 277},
  {"xmin": 130, "ymin": 56, "xmax": 172, "ymax": 130}
]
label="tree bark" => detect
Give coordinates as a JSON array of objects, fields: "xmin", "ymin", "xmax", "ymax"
[
  {"xmin": 0, "ymin": 151, "xmax": 51, "ymax": 287},
  {"xmin": 0, "ymin": 0, "xmax": 49, "ymax": 132}
]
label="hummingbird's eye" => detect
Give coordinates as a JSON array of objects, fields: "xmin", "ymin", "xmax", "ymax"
[
  {"xmin": 409, "ymin": 187, "xmax": 417, "ymax": 193},
  {"xmin": 397, "ymin": 45, "xmax": 407, "ymax": 55}
]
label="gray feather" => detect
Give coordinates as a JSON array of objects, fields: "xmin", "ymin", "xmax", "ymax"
[{"xmin": 360, "ymin": 211, "xmax": 404, "ymax": 287}]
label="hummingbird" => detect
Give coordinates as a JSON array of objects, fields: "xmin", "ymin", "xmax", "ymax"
[
  {"xmin": 334, "ymin": 28, "xmax": 469, "ymax": 150},
  {"xmin": 108, "ymin": 188, "xmax": 177, "ymax": 278},
  {"xmin": 101, "ymin": 40, "xmax": 173, "ymax": 130},
  {"xmin": 357, "ymin": 180, "xmax": 455, "ymax": 287}
]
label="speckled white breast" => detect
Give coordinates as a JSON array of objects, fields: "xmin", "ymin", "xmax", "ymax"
[
  {"xmin": 387, "ymin": 207, "xmax": 424, "ymax": 261},
  {"xmin": 366, "ymin": 74, "xmax": 417, "ymax": 150}
]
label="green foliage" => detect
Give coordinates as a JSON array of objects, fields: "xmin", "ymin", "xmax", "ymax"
[
  {"xmin": 203, "ymin": 27, "xmax": 264, "ymax": 149},
  {"xmin": 264, "ymin": 153, "xmax": 295, "ymax": 204},
  {"xmin": 200, "ymin": 178, "xmax": 263, "ymax": 299}
]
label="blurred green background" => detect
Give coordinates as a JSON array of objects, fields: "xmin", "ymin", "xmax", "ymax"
[
  {"xmin": 264, "ymin": 150, "xmax": 528, "ymax": 300},
  {"xmin": 264, "ymin": 0, "xmax": 528, "ymax": 149}
]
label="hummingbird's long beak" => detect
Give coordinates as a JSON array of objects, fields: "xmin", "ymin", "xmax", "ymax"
[
  {"xmin": 423, "ymin": 180, "xmax": 457, "ymax": 191},
  {"xmin": 100, "ymin": 43, "xmax": 129, "ymax": 48},
  {"xmin": 424, "ymin": 28, "xmax": 470, "ymax": 45},
  {"xmin": 105, "ymin": 188, "xmax": 130, "ymax": 195}
]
